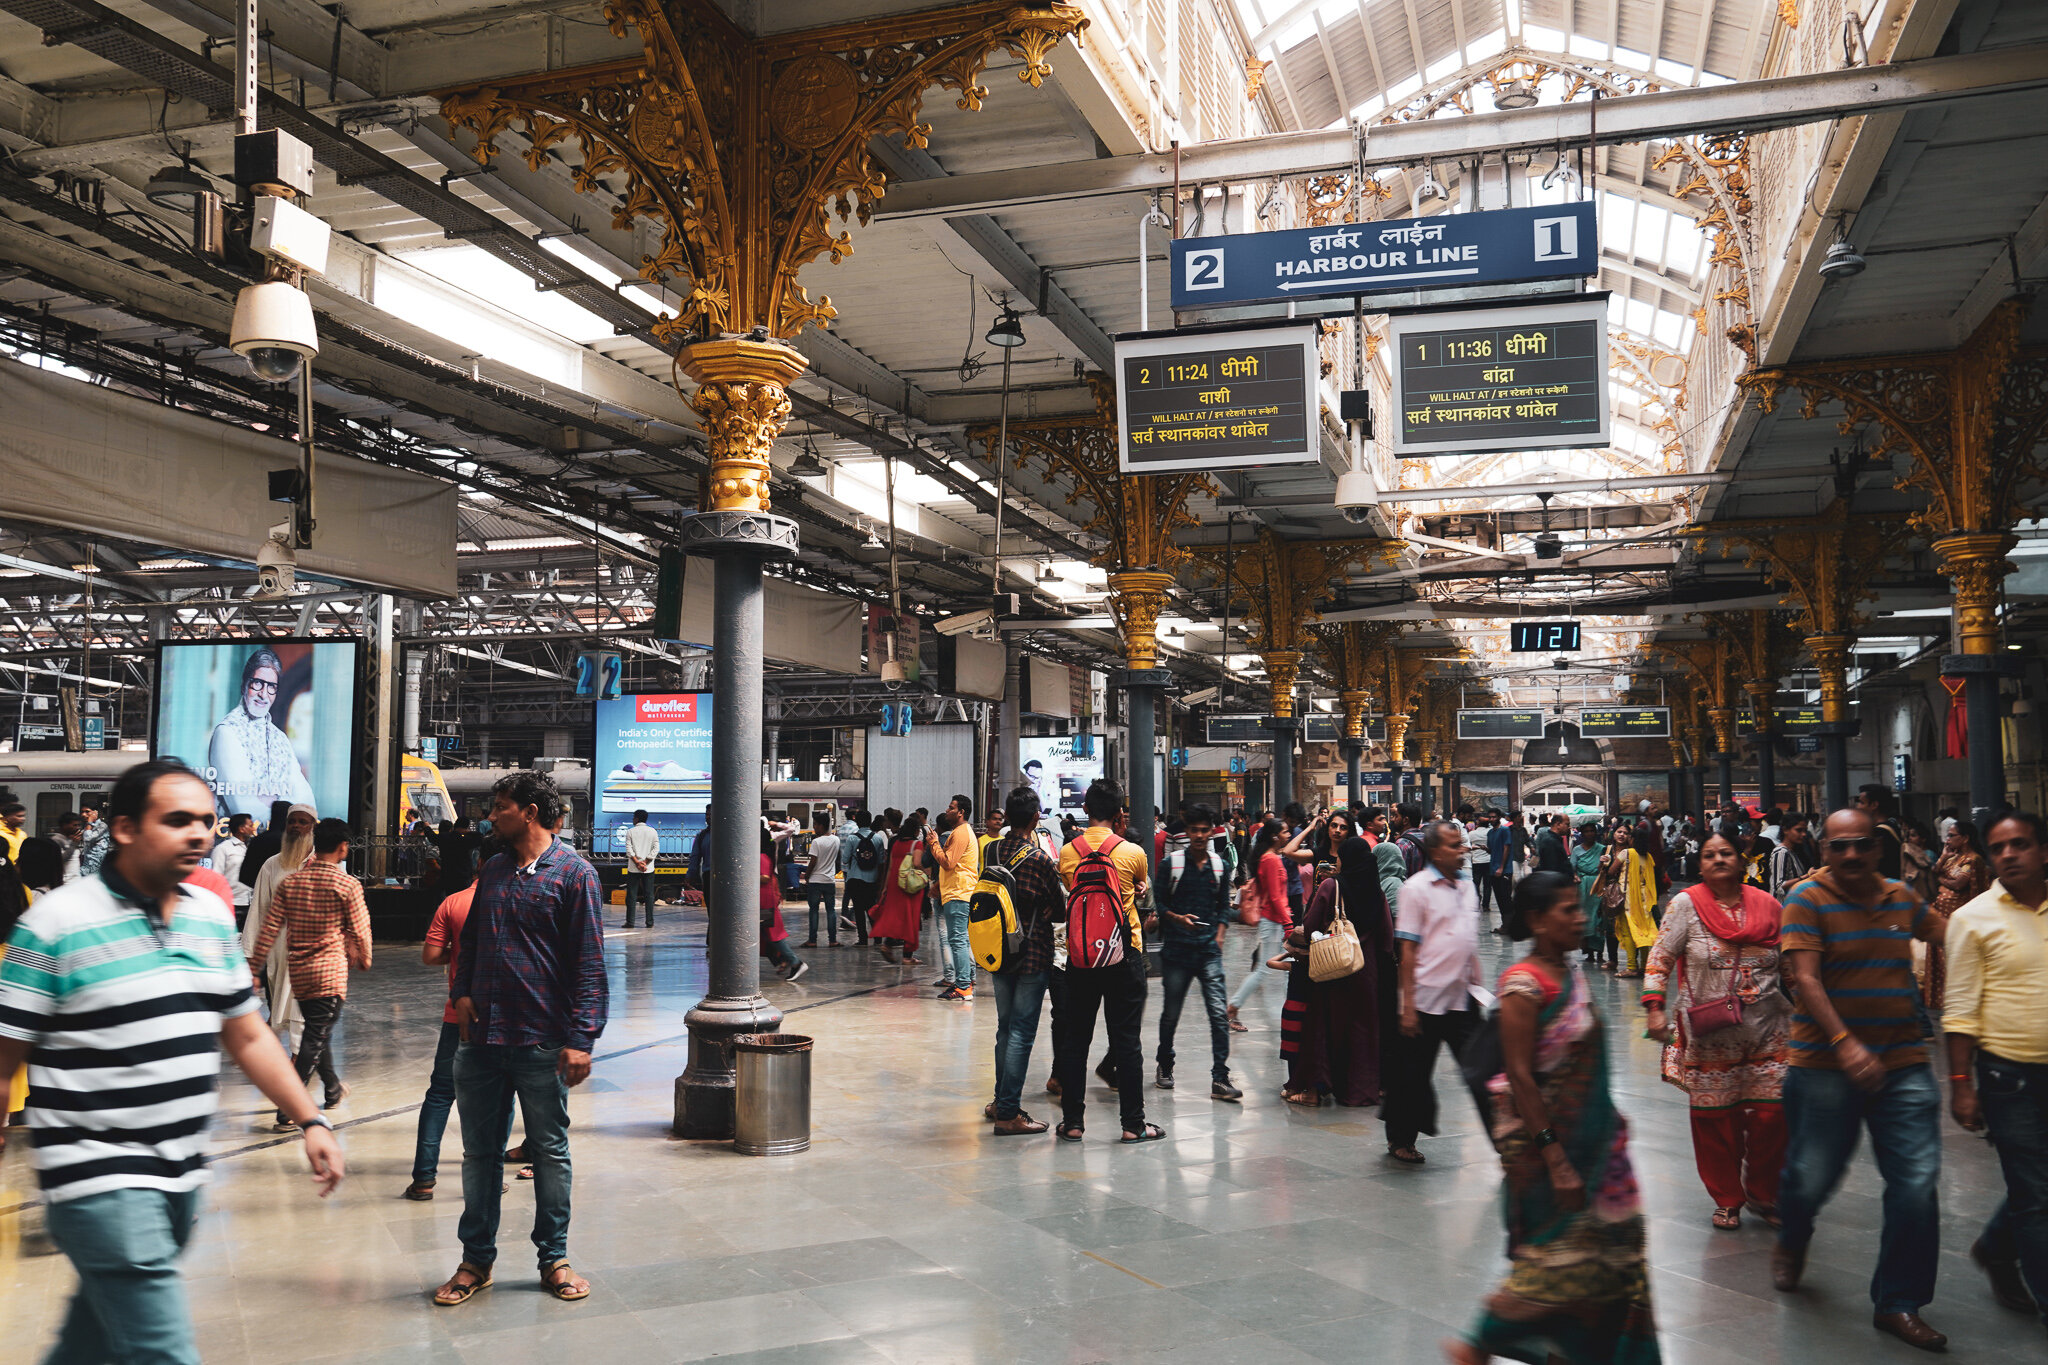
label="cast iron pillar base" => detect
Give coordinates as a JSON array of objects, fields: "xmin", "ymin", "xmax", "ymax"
[
  {"xmin": 1814, "ymin": 719, "xmax": 1860, "ymax": 816},
  {"xmin": 674, "ymin": 510, "xmax": 796, "ymax": 1141},
  {"xmin": 1339, "ymin": 739, "xmax": 1363, "ymax": 808}
]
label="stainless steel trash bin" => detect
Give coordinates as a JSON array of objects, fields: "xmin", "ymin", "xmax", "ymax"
[{"xmin": 732, "ymin": 1033, "xmax": 813, "ymax": 1155}]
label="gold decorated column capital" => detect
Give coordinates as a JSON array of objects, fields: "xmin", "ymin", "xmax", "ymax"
[
  {"xmin": 1339, "ymin": 689, "xmax": 1372, "ymax": 743},
  {"xmin": 1385, "ymin": 712, "xmax": 1411, "ymax": 764},
  {"xmin": 1708, "ymin": 706, "xmax": 1738, "ymax": 755},
  {"xmin": 1932, "ymin": 531, "xmax": 2019, "ymax": 656},
  {"xmin": 1805, "ymin": 633, "xmax": 1854, "ymax": 723},
  {"xmin": 1743, "ymin": 679, "xmax": 1775, "ymax": 732},
  {"xmin": 1107, "ymin": 570, "xmax": 1175, "ymax": 671},
  {"xmin": 680, "ymin": 338, "xmax": 810, "ymax": 513},
  {"xmin": 1261, "ymin": 650, "xmax": 1303, "ymax": 720}
]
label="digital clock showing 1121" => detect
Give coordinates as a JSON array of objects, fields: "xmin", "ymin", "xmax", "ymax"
[{"xmin": 1510, "ymin": 621, "xmax": 1581, "ymax": 652}]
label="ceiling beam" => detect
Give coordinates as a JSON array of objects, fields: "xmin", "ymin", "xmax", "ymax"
[{"xmin": 874, "ymin": 45, "xmax": 2048, "ymax": 220}]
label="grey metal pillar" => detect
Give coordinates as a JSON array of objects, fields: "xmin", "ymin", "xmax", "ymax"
[
  {"xmin": 1268, "ymin": 716, "xmax": 1299, "ymax": 813},
  {"xmin": 1692, "ymin": 764, "xmax": 1709, "ymax": 822},
  {"xmin": 1122, "ymin": 669, "xmax": 1169, "ymax": 874},
  {"xmin": 1945, "ymin": 654, "xmax": 2015, "ymax": 824},
  {"xmin": 1717, "ymin": 751, "xmax": 1735, "ymax": 810},
  {"xmin": 1755, "ymin": 733, "xmax": 1777, "ymax": 812},
  {"xmin": 1822, "ymin": 733, "xmax": 1850, "ymax": 815},
  {"xmin": 675, "ymin": 518, "xmax": 790, "ymax": 1140},
  {"xmin": 1341, "ymin": 739, "xmax": 1363, "ymax": 811},
  {"xmin": 1388, "ymin": 762, "xmax": 1404, "ymax": 811},
  {"xmin": 1666, "ymin": 769, "xmax": 1683, "ymax": 818}
]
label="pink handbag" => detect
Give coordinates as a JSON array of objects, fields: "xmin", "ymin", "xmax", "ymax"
[{"xmin": 1681, "ymin": 944, "xmax": 1746, "ymax": 1037}]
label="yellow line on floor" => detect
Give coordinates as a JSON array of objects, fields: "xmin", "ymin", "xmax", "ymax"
[{"xmin": 1080, "ymin": 1249, "xmax": 1166, "ymax": 1288}]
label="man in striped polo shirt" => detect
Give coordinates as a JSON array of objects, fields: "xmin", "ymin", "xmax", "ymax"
[
  {"xmin": 1774, "ymin": 806, "xmax": 1949, "ymax": 1352},
  {"xmin": 0, "ymin": 759, "xmax": 344, "ymax": 1365}
]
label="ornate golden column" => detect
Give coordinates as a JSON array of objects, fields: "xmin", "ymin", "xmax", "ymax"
[
  {"xmin": 1261, "ymin": 649, "xmax": 1303, "ymax": 720},
  {"xmin": 443, "ymin": 0, "xmax": 1090, "ymax": 1141},
  {"xmin": 1740, "ymin": 300, "xmax": 2048, "ymax": 816},
  {"xmin": 1107, "ymin": 570, "xmax": 1175, "ymax": 671}
]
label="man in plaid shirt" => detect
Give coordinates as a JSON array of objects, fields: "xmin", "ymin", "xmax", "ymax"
[
  {"xmin": 436, "ymin": 771, "xmax": 607, "ymax": 1308},
  {"xmin": 988, "ymin": 787, "xmax": 1062, "ymax": 1136},
  {"xmin": 249, "ymin": 817, "xmax": 371, "ymax": 1129}
]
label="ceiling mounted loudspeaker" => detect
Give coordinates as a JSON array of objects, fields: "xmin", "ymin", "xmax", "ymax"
[
  {"xmin": 879, "ymin": 659, "xmax": 906, "ymax": 685},
  {"xmin": 1818, "ymin": 240, "xmax": 1867, "ymax": 280},
  {"xmin": 1493, "ymin": 78, "xmax": 1539, "ymax": 110},
  {"xmin": 1416, "ymin": 164, "xmax": 1448, "ymax": 204}
]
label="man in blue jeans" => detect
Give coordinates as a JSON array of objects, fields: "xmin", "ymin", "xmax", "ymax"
[
  {"xmin": 0, "ymin": 758, "xmax": 344, "ymax": 1364},
  {"xmin": 1153, "ymin": 804, "xmax": 1242, "ymax": 1102},
  {"xmin": 1774, "ymin": 807, "xmax": 1948, "ymax": 1352},
  {"xmin": 438, "ymin": 770, "xmax": 608, "ymax": 1308},
  {"xmin": 928, "ymin": 793, "xmax": 981, "ymax": 1000},
  {"xmin": 986, "ymin": 786, "xmax": 1061, "ymax": 1134},
  {"xmin": 1943, "ymin": 809, "xmax": 2048, "ymax": 1330}
]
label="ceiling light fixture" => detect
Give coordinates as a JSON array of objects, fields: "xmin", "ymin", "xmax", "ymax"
[
  {"xmin": 1493, "ymin": 77, "xmax": 1539, "ymax": 110},
  {"xmin": 1038, "ymin": 561, "xmax": 1060, "ymax": 584},
  {"xmin": 788, "ymin": 435, "xmax": 827, "ymax": 478},
  {"xmin": 1818, "ymin": 214, "xmax": 1866, "ymax": 280},
  {"xmin": 144, "ymin": 162, "xmax": 212, "ymax": 209},
  {"xmin": 984, "ymin": 305, "xmax": 1026, "ymax": 349}
]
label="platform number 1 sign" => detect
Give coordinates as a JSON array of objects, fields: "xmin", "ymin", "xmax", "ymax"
[
  {"xmin": 1532, "ymin": 215, "xmax": 1578, "ymax": 262},
  {"xmin": 1183, "ymin": 247, "xmax": 1225, "ymax": 292}
]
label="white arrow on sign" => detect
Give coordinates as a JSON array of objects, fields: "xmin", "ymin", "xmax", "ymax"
[{"xmin": 1278, "ymin": 267, "xmax": 1482, "ymax": 290}]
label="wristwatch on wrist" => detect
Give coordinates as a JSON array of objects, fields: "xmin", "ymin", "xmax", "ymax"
[
  {"xmin": 296, "ymin": 1113, "xmax": 333, "ymax": 1133},
  {"xmin": 1531, "ymin": 1127, "xmax": 1558, "ymax": 1148}
]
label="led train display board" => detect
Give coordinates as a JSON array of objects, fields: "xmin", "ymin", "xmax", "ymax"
[
  {"xmin": 1114, "ymin": 324, "xmax": 1319, "ymax": 474},
  {"xmin": 1509, "ymin": 621, "xmax": 1582, "ymax": 652},
  {"xmin": 1206, "ymin": 714, "xmax": 1387, "ymax": 743},
  {"xmin": 1576, "ymin": 707, "xmax": 1673, "ymax": 738},
  {"xmin": 1387, "ymin": 297, "xmax": 1609, "ymax": 457},
  {"xmin": 1456, "ymin": 709, "xmax": 1548, "ymax": 740}
]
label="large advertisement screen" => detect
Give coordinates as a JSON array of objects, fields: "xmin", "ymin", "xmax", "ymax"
[
  {"xmin": 593, "ymin": 693, "xmax": 712, "ymax": 857},
  {"xmin": 1019, "ymin": 735, "xmax": 1103, "ymax": 817},
  {"xmin": 154, "ymin": 640, "xmax": 361, "ymax": 823}
]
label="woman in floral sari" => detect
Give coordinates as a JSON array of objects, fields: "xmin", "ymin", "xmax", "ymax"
[{"xmin": 1448, "ymin": 871, "xmax": 1659, "ymax": 1365}]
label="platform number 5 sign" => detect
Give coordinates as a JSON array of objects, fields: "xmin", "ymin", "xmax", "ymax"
[
  {"xmin": 1183, "ymin": 248, "xmax": 1225, "ymax": 291},
  {"xmin": 1532, "ymin": 216, "xmax": 1578, "ymax": 262}
]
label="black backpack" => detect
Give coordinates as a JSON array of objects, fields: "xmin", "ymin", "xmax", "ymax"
[{"xmin": 853, "ymin": 829, "xmax": 881, "ymax": 872}]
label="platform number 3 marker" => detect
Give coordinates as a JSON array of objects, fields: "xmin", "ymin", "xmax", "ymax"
[
  {"xmin": 1532, "ymin": 216, "xmax": 1578, "ymax": 263},
  {"xmin": 1184, "ymin": 248, "xmax": 1225, "ymax": 291}
]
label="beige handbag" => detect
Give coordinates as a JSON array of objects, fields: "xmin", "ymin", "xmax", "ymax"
[{"xmin": 1308, "ymin": 884, "xmax": 1367, "ymax": 982}]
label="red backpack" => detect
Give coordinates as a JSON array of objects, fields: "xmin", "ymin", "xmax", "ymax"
[{"xmin": 1065, "ymin": 832, "xmax": 1128, "ymax": 969}]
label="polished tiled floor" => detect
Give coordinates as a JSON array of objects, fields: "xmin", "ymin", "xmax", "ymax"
[{"xmin": 4, "ymin": 898, "xmax": 2041, "ymax": 1364}]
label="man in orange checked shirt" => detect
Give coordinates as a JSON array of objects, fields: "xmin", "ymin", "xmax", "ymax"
[{"xmin": 250, "ymin": 817, "xmax": 371, "ymax": 1131}]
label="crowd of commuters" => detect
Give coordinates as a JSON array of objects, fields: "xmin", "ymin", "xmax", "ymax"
[{"xmin": 7, "ymin": 762, "xmax": 2048, "ymax": 1363}]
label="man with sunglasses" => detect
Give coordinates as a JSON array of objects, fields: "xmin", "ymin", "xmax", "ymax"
[{"xmin": 1774, "ymin": 808, "xmax": 1949, "ymax": 1351}]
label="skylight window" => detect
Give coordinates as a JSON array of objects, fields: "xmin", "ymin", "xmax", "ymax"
[
  {"xmin": 402, "ymin": 245, "xmax": 618, "ymax": 345},
  {"xmin": 1426, "ymin": 51, "xmax": 1462, "ymax": 82},
  {"xmin": 1466, "ymin": 28, "xmax": 1506, "ymax": 61}
]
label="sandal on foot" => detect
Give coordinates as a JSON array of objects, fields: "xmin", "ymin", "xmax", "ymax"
[
  {"xmin": 1282, "ymin": 1089, "xmax": 1321, "ymax": 1108},
  {"xmin": 402, "ymin": 1180, "xmax": 436, "ymax": 1201},
  {"xmin": 1745, "ymin": 1201, "xmax": 1782, "ymax": 1228},
  {"xmin": 1120, "ymin": 1123, "xmax": 1167, "ymax": 1143},
  {"xmin": 1712, "ymin": 1206, "xmax": 1742, "ymax": 1230},
  {"xmin": 542, "ymin": 1259, "xmax": 590, "ymax": 1301},
  {"xmin": 1388, "ymin": 1146, "xmax": 1426, "ymax": 1165},
  {"xmin": 1055, "ymin": 1120, "xmax": 1084, "ymax": 1142},
  {"xmin": 517, "ymin": 1165, "xmax": 535, "ymax": 1181},
  {"xmin": 433, "ymin": 1262, "xmax": 493, "ymax": 1306}
]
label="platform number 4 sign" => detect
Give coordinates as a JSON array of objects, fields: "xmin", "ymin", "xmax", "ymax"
[
  {"xmin": 1532, "ymin": 216, "xmax": 1578, "ymax": 262},
  {"xmin": 1183, "ymin": 248, "xmax": 1225, "ymax": 292}
]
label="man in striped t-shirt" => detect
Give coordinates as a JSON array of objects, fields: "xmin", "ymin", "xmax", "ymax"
[
  {"xmin": 1773, "ymin": 807, "xmax": 1949, "ymax": 1353},
  {"xmin": 0, "ymin": 759, "xmax": 344, "ymax": 1365}
]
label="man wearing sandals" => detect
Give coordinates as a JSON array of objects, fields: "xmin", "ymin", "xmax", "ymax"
[{"xmin": 437, "ymin": 770, "xmax": 608, "ymax": 1307}]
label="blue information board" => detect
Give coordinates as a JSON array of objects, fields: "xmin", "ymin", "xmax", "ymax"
[{"xmin": 1170, "ymin": 202, "xmax": 1597, "ymax": 311}]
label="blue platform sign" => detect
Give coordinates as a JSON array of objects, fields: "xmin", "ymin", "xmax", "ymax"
[{"xmin": 1170, "ymin": 202, "xmax": 1597, "ymax": 311}]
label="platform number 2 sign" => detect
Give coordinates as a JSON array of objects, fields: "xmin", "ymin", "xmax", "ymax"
[
  {"xmin": 1532, "ymin": 216, "xmax": 1578, "ymax": 262},
  {"xmin": 1183, "ymin": 248, "xmax": 1225, "ymax": 291}
]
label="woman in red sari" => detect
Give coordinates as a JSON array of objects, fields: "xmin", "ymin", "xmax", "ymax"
[
  {"xmin": 758, "ymin": 832, "xmax": 807, "ymax": 982},
  {"xmin": 869, "ymin": 811, "xmax": 926, "ymax": 965}
]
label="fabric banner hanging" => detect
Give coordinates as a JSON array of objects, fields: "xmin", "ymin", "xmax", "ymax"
[{"xmin": 1940, "ymin": 676, "xmax": 1968, "ymax": 759}]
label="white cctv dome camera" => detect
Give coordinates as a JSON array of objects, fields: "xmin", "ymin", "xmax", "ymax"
[
  {"xmin": 1335, "ymin": 469, "xmax": 1377, "ymax": 525},
  {"xmin": 230, "ymin": 281, "xmax": 319, "ymax": 383},
  {"xmin": 254, "ymin": 521, "xmax": 297, "ymax": 599}
]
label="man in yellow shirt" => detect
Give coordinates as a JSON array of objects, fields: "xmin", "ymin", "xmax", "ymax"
[
  {"xmin": 927, "ymin": 794, "xmax": 982, "ymax": 1000},
  {"xmin": 0, "ymin": 800, "xmax": 25, "ymax": 866},
  {"xmin": 1944, "ymin": 809, "xmax": 2048, "ymax": 1324},
  {"xmin": 1054, "ymin": 780, "xmax": 1157, "ymax": 1143}
]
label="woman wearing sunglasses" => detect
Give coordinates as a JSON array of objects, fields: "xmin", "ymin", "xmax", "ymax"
[{"xmin": 1642, "ymin": 829, "xmax": 1789, "ymax": 1230}]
